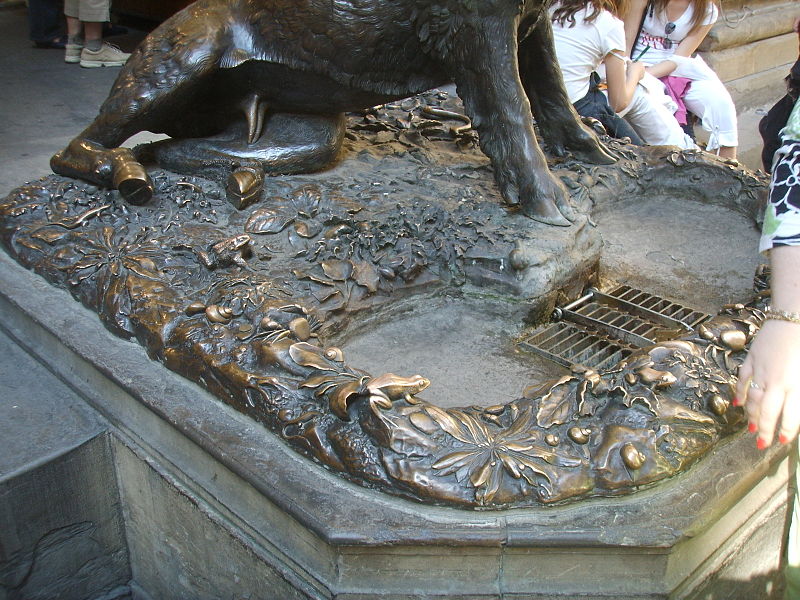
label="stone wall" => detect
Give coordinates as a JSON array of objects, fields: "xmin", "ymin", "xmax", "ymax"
[{"xmin": 701, "ymin": 0, "xmax": 797, "ymax": 109}]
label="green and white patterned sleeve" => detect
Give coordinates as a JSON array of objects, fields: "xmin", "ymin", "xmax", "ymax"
[{"xmin": 760, "ymin": 97, "xmax": 800, "ymax": 252}]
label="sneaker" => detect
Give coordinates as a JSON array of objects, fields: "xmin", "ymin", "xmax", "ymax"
[
  {"xmin": 65, "ymin": 41, "xmax": 83, "ymax": 63},
  {"xmin": 79, "ymin": 42, "xmax": 130, "ymax": 68}
]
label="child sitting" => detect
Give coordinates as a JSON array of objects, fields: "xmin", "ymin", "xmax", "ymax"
[
  {"xmin": 624, "ymin": 0, "xmax": 737, "ymax": 158},
  {"xmin": 551, "ymin": 0, "xmax": 696, "ymax": 149}
]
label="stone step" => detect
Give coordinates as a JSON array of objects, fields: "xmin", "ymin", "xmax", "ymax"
[
  {"xmin": 0, "ymin": 327, "xmax": 106, "ymax": 477},
  {"xmin": 701, "ymin": 32, "xmax": 797, "ymax": 84},
  {"xmin": 701, "ymin": 1, "xmax": 797, "ymax": 51},
  {"xmin": 0, "ymin": 326, "xmax": 131, "ymax": 600}
]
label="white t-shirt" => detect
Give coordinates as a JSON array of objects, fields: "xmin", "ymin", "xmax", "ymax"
[
  {"xmin": 632, "ymin": 2, "xmax": 718, "ymax": 65},
  {"xmin": 550, "ymin": 6, "xmax": 627, "ymax": 103}
]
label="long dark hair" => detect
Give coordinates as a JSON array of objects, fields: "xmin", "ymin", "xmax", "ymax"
[
  {"xmin": 649, "ymin": 0, "xmax": 719, "ymax": 35},
  {"xmin": 551, "ymin": 0, "xmax": 629, "ymax": 27}
]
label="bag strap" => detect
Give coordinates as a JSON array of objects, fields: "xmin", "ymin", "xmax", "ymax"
[{"xmin": 633, "ymin": 0, "xmax": 651, "ymax": 54}]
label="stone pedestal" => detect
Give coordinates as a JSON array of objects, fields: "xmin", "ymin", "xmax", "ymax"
[{"xmin": 0, "ymin": 247, "xmax": 791, "ymax": 599}]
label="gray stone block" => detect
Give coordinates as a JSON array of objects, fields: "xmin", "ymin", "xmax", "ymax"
[
  {"xmin": 0, "ymin": 435, "xmax": 131, "ymax": 600},
  {"xmin": 0, "ymin": 326, "xmax": 105, "ymax": 477},
  {"xmin": 113, "ymin": 439, "xmax": 317, "ymax": 600},
  {"xmin": 725, "ymin": 63, "xmax": 794, "ymax": 111},
  {"xmin": 701, "ymin": 1, "xmax": 797, "ymax": 51},
  {"xmin": 700, "ymin": 32, "xmax": 797, "ymax": 84}
]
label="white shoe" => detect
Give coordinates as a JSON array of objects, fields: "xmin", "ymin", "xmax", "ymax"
[
  {"xmin": 80, "ymin": 42, "xmax": 130, "ymax": 68},
  {"xmin": 65, "ymin": 41, "xmax": 83, "ymax": 63}
]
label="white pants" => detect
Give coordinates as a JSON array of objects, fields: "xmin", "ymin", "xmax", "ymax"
[
  {"xmin": 683, "ymin": 77, "xmax": 738, "ymax": 150},
  {"xmin": 64, "ymin": 0, "xmax": 110, "ymax": 22},
  {"xmin": 620, "ymin": 86, "xmax": 697, "ymax": 149}
]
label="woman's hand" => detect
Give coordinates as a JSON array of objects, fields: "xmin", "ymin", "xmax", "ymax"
[
  {"xmin": 627, "ymin": 60, "xmax": 646, "ymax": 83},
  {"xmin": 736, "ymin": 246, "xmax": 800, "ymax": 449},
  {"xmin": 604, "ymin": 54, "xmax": 644, "ymax": 113},
  {"xmin": 736, "ymin": 320, "xmax": 800, "ymax": 448}
]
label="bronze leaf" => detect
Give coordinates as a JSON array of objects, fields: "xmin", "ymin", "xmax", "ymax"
[
  {"xmin": 352, "ymin": 260, "xmax": 380, "ymax": 293},
  {"xmin": 321, "ymin": 259, "xmax": 353, "ymax": 281},
  {"xmin": 432, "ymin": 449, "xmax": 485, "ymax": 474},
  {"xmin": 288, "ymin": 342, "xmax": 339, "ymax": 371},
  {"xmin": 245, "ymin": 207, "xmax": 293, "ymax": 234},
  {"xmin": 299, "ymin": 372, "xmax": 338, "ymax": 390},
  {"xmin": 536, "ymin": 375, "xmax": 579, "ymax": 429},
  {"xmin": 424, "ymin": 405, "xmax": 476, "ymax": 445},
  {"xmin": 31, "ymin": 228, "xmax": 70, "ymax": 244},
  {"xmin": 329, "ymin": 379, "xmax": 364, "ymax": 420}
]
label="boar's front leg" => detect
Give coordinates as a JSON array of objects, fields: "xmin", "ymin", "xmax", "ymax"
[
  {"xmin": 518, "ymin": 14, "xmax": 616, "ymax": 164},
  {"xmin": 445, "ymin": 15, "xmax": 572, "ymax": 226}
]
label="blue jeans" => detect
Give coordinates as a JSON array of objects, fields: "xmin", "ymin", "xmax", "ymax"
[
  {"xmin": 28, "ymin": 0, "xmax": 63, "ymax": 44},
  {"xmin": 573, "ymin": 75, "xmax": 643, "ymax": 145}
]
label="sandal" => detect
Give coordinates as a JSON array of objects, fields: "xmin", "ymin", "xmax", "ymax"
[{"xmin": 34, "ymin": 35, "xmax": 67, "ymax": 50}]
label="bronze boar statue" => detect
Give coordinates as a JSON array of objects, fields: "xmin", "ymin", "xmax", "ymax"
[{"xmin": 50, "ymin": 0, "xmax": 615, "ymax": 226}]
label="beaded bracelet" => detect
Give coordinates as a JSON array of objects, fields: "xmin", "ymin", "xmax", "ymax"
[{"xmin": 765, "ymin": 307, "xmax": 800, "ymax": 325}]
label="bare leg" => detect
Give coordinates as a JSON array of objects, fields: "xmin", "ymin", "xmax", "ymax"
[
  {"xmin": 84, "ymin": 21, "xmax": 101, "ymax": 45},
  {"xmin": 66, "ymin": 15, "xmax": 81, "ymax": 38}
]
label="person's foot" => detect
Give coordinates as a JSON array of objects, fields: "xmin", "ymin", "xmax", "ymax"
[
  {"xmin": 34, "ymin": 35, "xmax": 67, "ymax": 49},
  {"xmin": 65, "ymin": 40, "xmax": 83, "ymax": 63},
  {"xmin": 79, "ymin": 42, "xmax": 130, "ymax": 68}
]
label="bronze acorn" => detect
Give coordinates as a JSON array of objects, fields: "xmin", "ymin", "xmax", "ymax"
[
  {"xmin": 708, "ymin": 394, "xmax": 729, "ymax": 416},
  {"xmin": 259, "ymin": 318, "xmax": 281, "ymax": 330},
  {"xmin": 508, "ymin": 247, "xmax": 528, "ymax": 271},
  {"xmin": 719, "ymin": 330, "xmax": 746, "ymax": 351},
  {"xmin": 698, "ymin": 324, "xmax": 715, "ymax": 341},
  {"xmin": 289, "ymin": 317, "xmax": 311, "ymax": 341},
  {"xmin": 568, "ymin": 427, "xmax": 591, "ymax": 444}
]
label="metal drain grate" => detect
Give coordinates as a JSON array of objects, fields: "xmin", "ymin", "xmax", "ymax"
[{"xmin": 517, "ymin": 285, "xmax": 710, "ymax": 370}]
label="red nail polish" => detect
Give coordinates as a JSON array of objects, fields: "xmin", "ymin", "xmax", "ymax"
[
  {"xmin": 757, "ymin": 438, "xmax": 768, "ymax": 450},
  {"xmin": 780, "ymin": 434, "xmax": 789, "ymax": 445},
  {"xmin": 748, "ymin": 423, "xmax": 757, "ymax": 433},
  {"xmin": 732, "ymin": 397, "xmax": 740, "ymax": 407}
]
